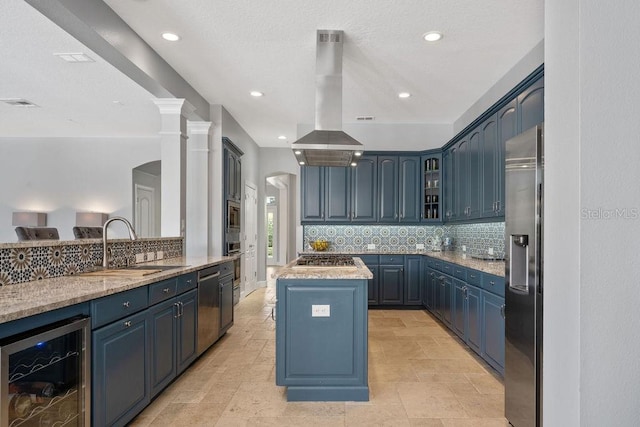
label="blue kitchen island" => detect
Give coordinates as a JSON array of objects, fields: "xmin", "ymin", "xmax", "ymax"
[{"xmin": 275, "ymin": 255, "xmax": 372, "ymax": 401}]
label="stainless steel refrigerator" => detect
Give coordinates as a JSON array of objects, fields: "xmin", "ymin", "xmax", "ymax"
[{"xmin": 505, "ymin": 124, "xmax": 544, "ymax": 427}]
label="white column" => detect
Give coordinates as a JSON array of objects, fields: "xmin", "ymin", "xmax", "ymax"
[
  {"xmin": 153, "ymin": 98, "xmax": 192, "ymax": 237},
  {"xmin": 186, "ymin": 121, "xmax": 212, "ymax": 256}
]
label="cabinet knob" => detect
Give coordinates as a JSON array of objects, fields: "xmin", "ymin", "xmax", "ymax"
[
  {"xmin": 489, "ymin": 281, "xmax": 495, "ymax": 286},
  {"xmin": 500, "ymin": 304, "xmax": 506, "ymax": 319},
  {"xmin": 163, "ymin": 288, "xmax": 170, "ymax": 293},
  {"xmin": 122, "ymin": 301, "xmax": 130, "ymax": 308},
  {"xmin": 124, "ymin": 321, "xmax": 131, "ymax": 328},
  {"xmin": 186, "ymin": 279, "xmax": 192, "ymax": 285},
  {"xmin": 470, "ymin": 274, "xmax": 476, "ymax": 279}
]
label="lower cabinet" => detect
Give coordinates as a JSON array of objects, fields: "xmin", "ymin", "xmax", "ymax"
[
  {"xmin": 379, "ymin": 265, "xmax": 404, "ymax": 305},
  {"xmin": 149, "ymin": 289, "xmax": 199, "ymax": 397},
  {"xmin": 482, "ymin": 291, "xmax": 505, "ymax": 374},
  {"xmin": 434, "ymin": 273, "xmax": 453, "ymax": 327},
  {"xmin": 452, "ymin": 281, "xmax": 482, "ymax": 354},
  {"xmin": 92, "ymin": 310, "xmax": 151, "ymax": 427},
  {"xmin": 367, "ymin": 266, "xmax": 380, "ymax": 305},
  {"xmin": 404, "ymin": 256, "xmax": 423, "ymax": 305},
  {"xmin": 220, "ymin": 274, "xmax": 234, "ymax": 335}
]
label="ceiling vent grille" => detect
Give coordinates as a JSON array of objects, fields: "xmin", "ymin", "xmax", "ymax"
[
  {"xmin": 54, "ymin": 52, "xmax": 94, "ymax": 63},
  {"xmin": 0, "ymin": 98, "xmax": 39, "ymax": 107},
  {"xmin": 356, "ymin": 116, "xmax": 375, "ymax": 121}
]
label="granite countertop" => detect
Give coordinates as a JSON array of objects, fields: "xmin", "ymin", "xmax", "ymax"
[
  {"xmin": 299, "ymin": 251, "xmax": 505, "ymax": 277},
  {"xmin": 276, "ymin": 257, "xmax": 373, "ymax": 280},
  {"xmin": 0, "ymin": 255, "xmax": 236, "ymax": 325}
]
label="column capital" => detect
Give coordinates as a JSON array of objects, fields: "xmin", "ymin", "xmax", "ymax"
[
  {"xmin": 152, "ymin": 98, "xmax": 186, "ymax": 115},
  {"xmin": 187, "ymin": 121, "xmax": 213, "ymax": 135}
]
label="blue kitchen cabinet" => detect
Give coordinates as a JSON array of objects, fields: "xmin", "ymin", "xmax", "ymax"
[
  {"xmin": 466, "ymin": 128, "xmax": 482, "ymax": 219},
  {"xmin": 378, "ymin": 156, "xmax": 399, "ymax": 222},
  {"xmin": 357, "ymin": 255, "xmax": 380, "ymax": 305},
  {"xmin": 435, "ymin": 273, "xmax": 453, "ymax": 327},
  {"xmin": 275, "ymin": 278, "xmax": 369, "ymax": 401},
  {"xmin": 351, "ymin": 155, "xmax": 378, "ymax": 222},
  {"xmin": 518, "ymin": 76, "xmax": 544, "ymax": 133},
  {"xmin": 482, "ymin": 291, "xmax": 505, "ymax": 374},
  {"xmin": 443, "ymin": 148, "xmax": 456, "ymax": 221},
  {"xmin": 453, "ymin": 138, "xmax": 467, "ymax": 221},
  {"xmin": 404, "ymin": 255, "xmax": 423, "ymax": 305},
  {"xmin": 423, "ymin": 268, "xmax": 437, "ymax": 310},
  {"xmin": 422, "ymin": 154, "xmax": 442, "ymax": 222},
  {"xmin": 325, "ymin": 166, "xmax": 351, "ymax": 222},
  {"xmin": 93, "ymin": 310, "xmax": 151, "ymax": 427},
  {"xmin": 452, "ymin": 279, "xmax": 466, "ymax": 339},
  {"xmin": 379, "ymin": 264, "xmax": 404, "ymax": 305},
  {"xmin": 399, "ymin": 156, "xmax": 421, "ymax": 223},
  {"xmin": 149, "ymin": 298, "xmax": 177, "ymax": 397},
  {"xmin": 223, "ymin": 139, "xmax": 242, "ymax": 202},
  {"xmin": 301, "ymin": 166, "xmax": 325, "ymax": 221},
  {"xmin": 497, "ymin": 100, "xmax": 517, "ymax": 216},
  {"xmin": 452, "ymin": 280, "xmax": 483, "ymax": 354},
  {"xmin": 481, "ymin": 113, "xmax": 501, "ymax": 217},
  {"xmin": 177, "ymin": 289, "xmax": 198, "ymax": 373}
]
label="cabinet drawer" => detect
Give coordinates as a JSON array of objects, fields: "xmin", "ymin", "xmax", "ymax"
[
  {"xmin": 441, "ymin": 262, "xmax": 454, "ymax": 276},
  {"xmin": 149, "ymin": 278, "xmax": 178, "ymax": 305},
  {"xmin": 220, "ymin": 261, "xmax": 234, "ymax": 277},
  {"xmin": 467, "ymin": 270, "xmax": 482, "ymax": 287},
  {"xmin": 453, "ymin": 266, "xmax": 466, "ymax": 281},
  {"xmin": 91, "ymin": 287, "xmax": 148, "ymax": 329},
  {"xmin": 379, "ymin": 255, "xmax": 403, "ymax": 265},
  {"xmin": 177, "ymin": 272, "xmax": 197, "ymax": 294},
  {"xmin": 482, "ymin": 273, "xmax": 505, "ymax": 297},
  {"xmin": 433, "ymin": 260, "xmax": 443, "ymax": 272},
  {"xmin": 425, "ymin": 257, "xmax": 436, "ymax": 269},
  {"xmin": 356, "ymin": 255, "xmax": 379, "ymax": 266}
]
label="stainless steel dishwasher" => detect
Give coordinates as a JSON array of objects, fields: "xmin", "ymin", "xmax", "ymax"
[{"xmin": 197, "ymin": 265, "xmax": 220, "ymax": 355}]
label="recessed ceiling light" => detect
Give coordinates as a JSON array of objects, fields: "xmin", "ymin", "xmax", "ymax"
[
  {"xmin": 294, "ymin": 150, "xmax": 302, "ymax": 155},
  {"xmin": 354, "ymin": 152, "xmax": 362, "ymax": 157},
  {"xmin": 299, "ymin": 161, "xmax": 305, "ymax": 165},
  {"xmin": 398, "ymin": 92, "xmax": 411, "ymax": 99},
  {"xmin": 350, "ymin": 162, "xmax": 357, "ymax": 167},
  {"xmin": 278, "ymin": 135, "xmax": 287, "ymax": 140},
  {"xmin": 423, "ymin": 31, "xmax": 443, "ymax": 42},
  {"xmin": 162, "ymin": 32, "xmax": 181, "ymax": 42},
  {"xmin": 250, "ymin": 91, "xmax": 264, "ymax": 97}
]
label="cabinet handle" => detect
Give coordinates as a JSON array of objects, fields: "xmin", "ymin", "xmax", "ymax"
[
  {"xmin": 163, "ymin": 288, "xmax": 170, "ymax": 294},
  {"xmin": 174, "ymin": 302, "xmax": 180, "ymax": 318},
  {"xmin": 122, "ymin": 301, "xmax": 130, "ymax": 308},
  {"xmin": 496, "ymin": 201, "xmax": 501, "ymax": 212},
  {"xmin": 395, "ymin": 212, "xmax": 398, "ymax": 219},
  {"xmin": 500, "ymin": 304, "xmax": 506, "ymax": 319},
  {"xmin": 186, "ymin": 279, "xmax": 192, "ymax": 285},
  {"xmin": 271, "ymin": 307, "xmax": 276, "ymax": 321},
  {"xmin": 489, "ymin": 281, "xmax": 496, "ymax": 286},
  {"xmin": 470, "ymin": 274, "xmax": 476, "ymax": 279},
  {"xmin": 179, "ymin": 301, "xmax": 184, "ymax": 317},
  {"xmin": 124, "ymin": 320, "xmax": 131, "ymax": 328}
]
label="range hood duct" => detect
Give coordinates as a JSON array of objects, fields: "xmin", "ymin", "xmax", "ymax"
[{"xmin": 291, "ymin": 30, "xmax": 364, "ymax": 167}]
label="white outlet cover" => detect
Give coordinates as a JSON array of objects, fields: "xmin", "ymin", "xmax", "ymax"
[
  {"xmin": 367, "ymin": 244, "xmax": 376, "ymax": 250},
  {"xmin": 147, "ymin": 252, "xmax": 155, "ymax": 261},
  {"xmin": 135, "ymin": 253, "xmax": 145, "ymax": 263},
  {"xmin": 416, "ymin": 243, "xmax": 425, "ymax": 250},
  {"xmin": 488, "ymin": 247, "xmax": 494, "ymax": 255},
  {"xmin": 157, "ymin": 251, "xmax": 164, "ymax": 259},
  {"xmin": 462, "ymin": 245, "xmax": 467, "ymax": 252},
  {"xmin": 312, "ymin": 304, "xmax": 330, "ymax": 317}
]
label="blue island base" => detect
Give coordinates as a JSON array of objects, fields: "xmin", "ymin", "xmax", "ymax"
[{"xmin": 285, "ymin": 385, "xmax": 369, "ymax": 402}]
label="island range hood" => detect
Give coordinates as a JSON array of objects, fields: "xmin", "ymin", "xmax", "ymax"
[{"xmin": 291, "ymin": 30, "xmax": 364, "ymax": 167}]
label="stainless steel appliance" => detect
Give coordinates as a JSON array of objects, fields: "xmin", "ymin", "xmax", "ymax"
[
  {"xmin": 197, "ymin": 266, "xmax": 220, "ymax": 356},
  {"xmin": 1, "ymin": 317, "xmax": 90, "ymax": 426},
  {"xmin": 504, "ymin": 124, "xmax": 544, "ymax": 427},
  {"xmin": 227, "ymin": 201, "xmax": 241, "ymax": 230}
]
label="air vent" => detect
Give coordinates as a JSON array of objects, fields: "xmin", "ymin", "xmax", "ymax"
[
  {"xmin": 54, "ymin": 52, "xmax": 94, "ymax": 63},
  {"xmin": 318, "ymin": 32, "xmax": 341, "ymax": 43},
  {"xmin": 0, "ymin": 98, "xmax": 39, "ymax": 107},
  {"xmin": 356, "ymin": 116, "xmax": 375, "ymax": 121}
]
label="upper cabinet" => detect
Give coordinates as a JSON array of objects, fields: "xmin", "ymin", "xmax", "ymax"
[
  {"xmin": 443, "ymin": 74, "xmax": 543, "ymax": 223},
  {"xmin": 398, "ymin": 156, "xmax": 421, "ymax": 223},
  {"xmin": 351, "ymin": 156, "xmax": 378, "ymax": 222},
  {"xmin": 422, "ymin": 154, "xmax": 441, "ymax": 222},
  {"xmin": 378, "ymin": 156, "xmax": 399, "ymax": 223},
  {"xmin": 301, "ymin": 166, "xmax": 325, "ymax": 222},
  {"xmin": 223, "ymin": 140, "xmax": 242, "ymax": 203}
]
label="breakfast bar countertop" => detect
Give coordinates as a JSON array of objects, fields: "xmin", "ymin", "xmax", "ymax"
[{"xmin": 0, "ymin": 255, "xmax": 236, "ymax": 325}]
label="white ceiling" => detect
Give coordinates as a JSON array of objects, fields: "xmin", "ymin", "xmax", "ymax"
[{"xmin": 1, "ymin": 0, "xmax": 543, "ymax": 148}]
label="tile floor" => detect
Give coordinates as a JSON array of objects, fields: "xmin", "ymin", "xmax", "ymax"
[{"xmin": 130, "ymin": 269, "xmax": 507, "ymax": 426}]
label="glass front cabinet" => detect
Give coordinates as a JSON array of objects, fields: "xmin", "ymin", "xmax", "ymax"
[{"xmin": 422, "ymin": 154, "xmax": 442, "ymax": 222}]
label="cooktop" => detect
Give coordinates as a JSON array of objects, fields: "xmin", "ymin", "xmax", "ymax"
[{"xmin": 295, "ymin": 254, "xmax": 356, "ymax": 267}]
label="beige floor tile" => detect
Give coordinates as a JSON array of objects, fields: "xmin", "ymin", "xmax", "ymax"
[{"xmin": 132, "ymin": 276, "xmax": 506, "ymax": 427}]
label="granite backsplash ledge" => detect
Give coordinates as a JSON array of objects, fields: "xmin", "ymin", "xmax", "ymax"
[
  {"xmin": 303, "ymin": 223, "xmax": 505, "ymax": 257},
  {"xmin": 0, "ymin": 237, "xmax": 183, "ymax": 286}
]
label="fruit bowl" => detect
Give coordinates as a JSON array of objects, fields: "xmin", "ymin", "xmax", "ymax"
[{"xmin": 310, "ymin": 239, "xmax": 330, "ymax": 251}]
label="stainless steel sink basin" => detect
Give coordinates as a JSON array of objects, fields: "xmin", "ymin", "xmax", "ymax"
[
  {"xmin": 123, "ymin": 265, "xmax": 185, "ymax": 271},
  {"xmin": 79, "ymin": 265, "xmax": 186, "ymax": 277}
]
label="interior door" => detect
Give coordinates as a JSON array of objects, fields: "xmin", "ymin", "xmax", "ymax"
[
  {"xmin": 244, "ymin": 182, "xmax": 258, "ymax": 296},
  {"xmin": 134, "ymin": 184, "xmax": 155, "ymax": 237}
]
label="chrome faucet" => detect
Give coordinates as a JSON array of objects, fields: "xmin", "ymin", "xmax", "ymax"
[{"xmin": 103, "ymin": 216, "xmax": 138, "ymax": 268}]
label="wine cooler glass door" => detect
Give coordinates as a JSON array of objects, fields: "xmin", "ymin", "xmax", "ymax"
[{"xmin": 1, "ymin": 317, "xmax": 90, "ymax": 427}]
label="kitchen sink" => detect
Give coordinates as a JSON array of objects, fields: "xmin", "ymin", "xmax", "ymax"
[
  {"xmin": 80, "ymin": 265, "xmax": 186, "ymax": 277},
  {"xmin": 122, "ymin": 265, "xmax": 185, "ymax": 271}
]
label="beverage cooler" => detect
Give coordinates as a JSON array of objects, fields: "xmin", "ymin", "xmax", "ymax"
[{"xmin": 1, "ymin": 317, "xmax": 90, "ymax": 427}]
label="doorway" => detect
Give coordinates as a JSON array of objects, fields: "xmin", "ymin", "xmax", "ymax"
[
  {"xmin": 266, "ymin": 203, "xmax": 278, "ymax": 265},
  {"xmin": 265, "ymin": 174, "xmax": 295, "ymax": 267},
  {"xmin": 132, "ymin": 161, "xmax": 161, "ymax": 237},
  {"xmin": 243, "ymin": 181, "xmax": 258, "ymax": 298}
]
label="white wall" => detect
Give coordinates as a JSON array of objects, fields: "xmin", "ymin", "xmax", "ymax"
[
  {"xmin": 453, "ymin": 41, "xmax": 544, "ymax": 135},
  {"xmin": 0, "ymin": 136, "xmax": 160, "ymax": 242},
  {"xmin": 546, "ymin": 0, "xmax": 640, "ymax": 425}
]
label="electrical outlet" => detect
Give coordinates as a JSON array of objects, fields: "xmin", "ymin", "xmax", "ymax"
[
  {"xmin": 462, "ymin": 245, "xmax": 467, "ymax": 252},
  {"xmin": 147, "ymin": 252, "xmax": 155, "ymax": 261},
  {"xmin": 311, "ymin": 305, "xmax": 330, "ymax": 317},
  {"xmin": 135, "ymin": 253, "xmax": 145, "ymax": 263},
  {"xmin": 488, "ymin": 247, "xmax": 494, "ymax": 255},
  {"xmin": 416, "ymin": 243, "xmax": 425, "ymax": 250},
  {"xmin": 367, "ymin": 244, "xmax": 376, "ymax": 250},
  {"xmin": 157, "ymin": 251, "xmax": 164, "ymax": 260}
]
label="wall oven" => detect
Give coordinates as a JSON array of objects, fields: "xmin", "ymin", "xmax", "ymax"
[
  {"xmin": 227, "ymin": 201, "xmax": 241, "ymax": 230},
  {"xmin": 1, "ymin": 317, "xmax": 90, "ymax": 426}
]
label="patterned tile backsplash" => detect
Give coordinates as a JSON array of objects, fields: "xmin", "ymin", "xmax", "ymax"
[
  {"xmin": 0, "ymin": 237, "xmax": 183, "ymax": 286},
  {"xmin": 304, "ymin": 223, "xmax": 505, "ymax": 257}
]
